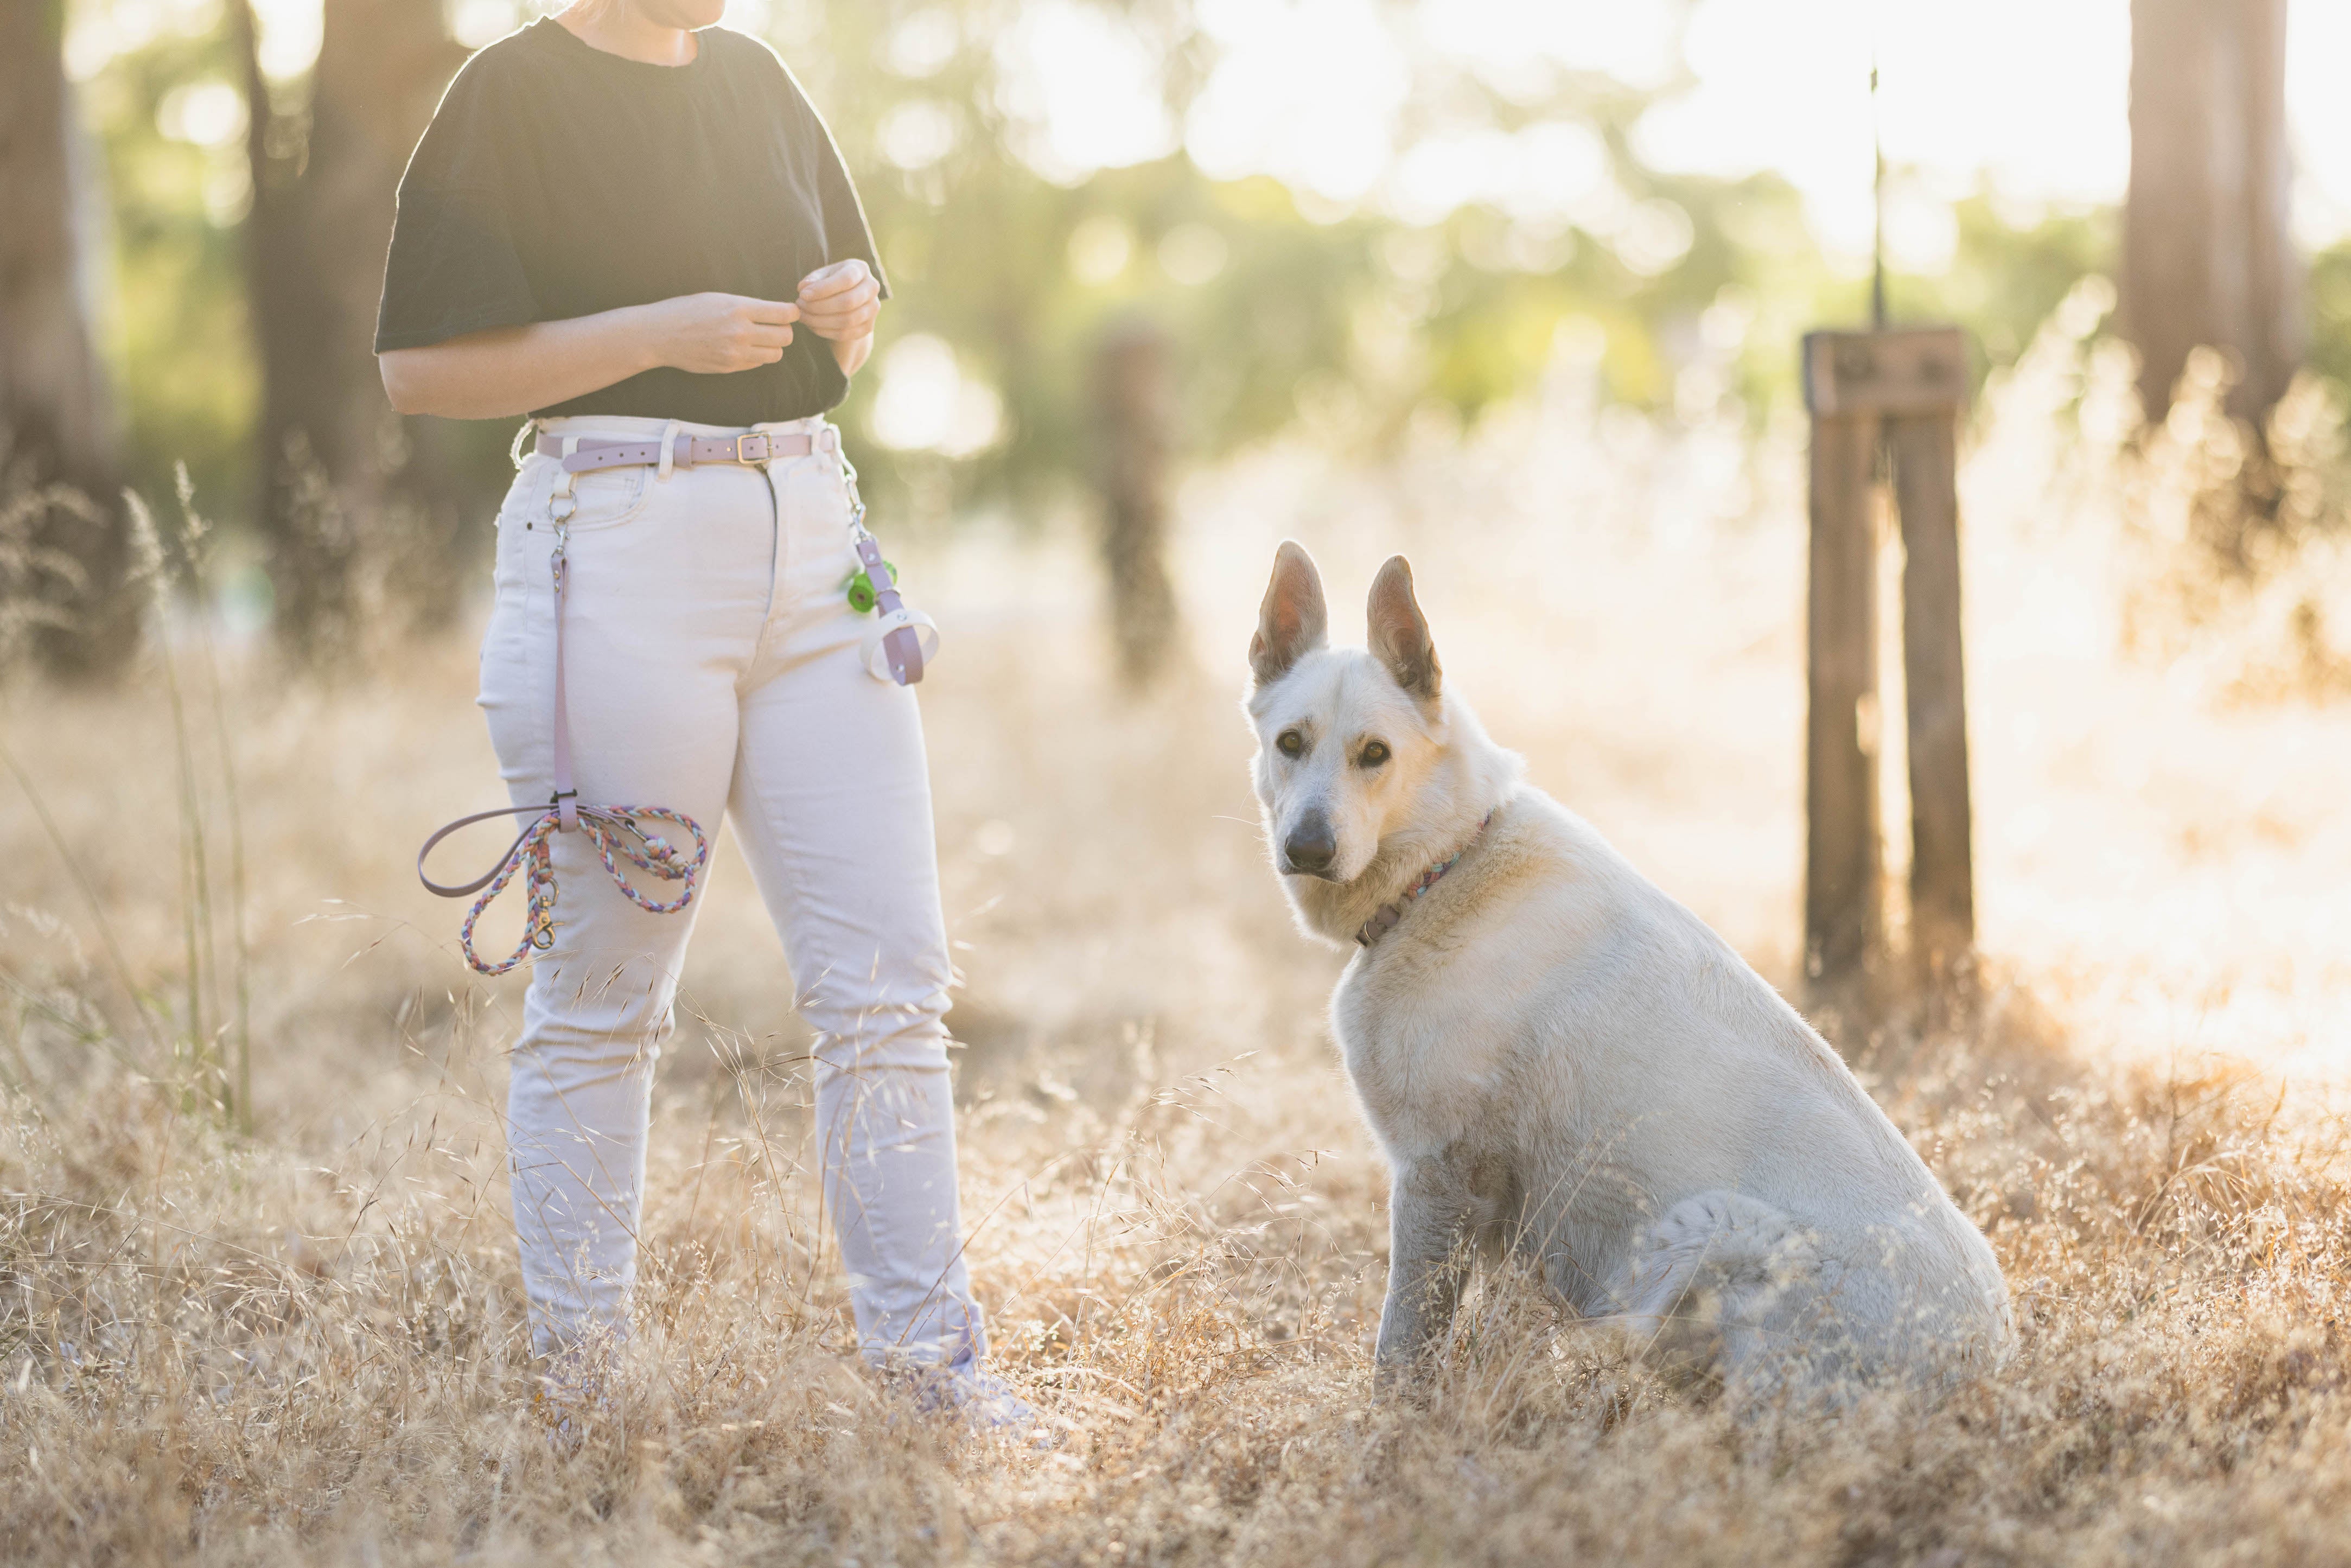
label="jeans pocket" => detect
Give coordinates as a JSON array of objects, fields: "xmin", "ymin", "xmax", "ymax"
[{"xmin": 559, "ymin": 464, "xmax": 655, "ymax": 531}]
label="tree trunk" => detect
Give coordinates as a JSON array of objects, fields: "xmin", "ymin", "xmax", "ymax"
[
  {"xmin": 0, "ymin": 0, "xmax": 137, "ymax": 678},
  {"xmin": 236, "ymin": 0, "xmax": 466, "ymax": 656},
  {"xmin": 2122, "ymin": 0, "xmax": 2299, "ymax": 427},
  {"xmin": 1094, "ymin": 318, "xmax": 1179, "ymax": 689}
]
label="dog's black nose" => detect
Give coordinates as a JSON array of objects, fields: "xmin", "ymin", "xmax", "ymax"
[{"xmin": 1283, "ymin": 813, "xmax": 1337, "ymax": 876}]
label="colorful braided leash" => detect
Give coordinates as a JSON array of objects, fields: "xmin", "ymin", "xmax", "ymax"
[
  {"xmin": 419, "ymin": 487, "xmax": 709, "ymax": 976},
  {"xmin": 418, "ymin": 797, "xmax": 706, "ymax": 976}
]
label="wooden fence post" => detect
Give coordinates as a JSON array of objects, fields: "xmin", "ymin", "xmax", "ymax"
[
  {"xmin": 1889, "ymin": 410, "xmax": 1976, "ymax": 991},
  {"xmin": 1802, "ymin": 403, "xmax": 1882, "ymax": 1002},
  {"xmin": 1801, "ymin": 326, "xmax": 1973, "ymax": 1012}
]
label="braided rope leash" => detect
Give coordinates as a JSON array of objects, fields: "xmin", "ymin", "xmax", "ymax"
[
  {"xmin": 419, "ymin": 470, "xmax": 709, "ymax": 976},
  {"xmin": 419, "ymin": 798, "xmax": 707, "ymax": 976}
]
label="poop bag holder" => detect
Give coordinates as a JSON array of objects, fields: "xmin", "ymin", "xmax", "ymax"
[{"xmin": 838, "ymin": 448, "xmax": 939, "ymax": 686}]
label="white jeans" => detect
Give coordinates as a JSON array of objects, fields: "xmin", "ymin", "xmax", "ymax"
[{"xmin": 480, "ymin": 413, "xmax": 984, "ymax": 1369}]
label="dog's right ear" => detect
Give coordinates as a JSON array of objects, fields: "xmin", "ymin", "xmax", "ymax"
[{"xmin": 1250, "ymin": 540, "xmax": 1328, "ymax": 688}]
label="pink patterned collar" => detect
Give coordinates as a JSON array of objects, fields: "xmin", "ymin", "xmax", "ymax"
[{"xmin": 1355, "ymin": 811, "xmax": 1496, "ymax": 949}]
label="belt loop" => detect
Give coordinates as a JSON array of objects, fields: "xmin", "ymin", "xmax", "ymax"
[
  {"xmin": 508, "ymin": 419, "xmax": 535, "ymax": 471},
  {"xmin": 657, "ymin": 418, "xmax": 681, "ymax": 481},
  {"xmin": 552, "ymin": 439, "xmax": 577, "ymax": 505}
]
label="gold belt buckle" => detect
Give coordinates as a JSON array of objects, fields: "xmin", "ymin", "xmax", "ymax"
[{"xmin": 734, "ymin": 432, "xmax": 768, "ymax": 464}]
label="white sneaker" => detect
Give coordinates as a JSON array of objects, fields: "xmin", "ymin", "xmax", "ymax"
[
  {"xmin": 532, "ymin": 1343, "xmax": 615, "ymax": 1452},
  {"xmin": 906, "ymin": 1352, "xmax": 1061, "ymax": 1445}
]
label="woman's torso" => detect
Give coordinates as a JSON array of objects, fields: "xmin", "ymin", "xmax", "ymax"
[{"xmin": 375, "ymin": 19, "xmax": 886, "ymax": 425}]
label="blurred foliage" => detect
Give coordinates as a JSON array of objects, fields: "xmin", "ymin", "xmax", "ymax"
[
  {"xmin": 80, "ymin": 21, "xmax": 259, "ymax": 514},
  {"xmin": 65, "ymin": 0, "xmax": 2347, "ymax": 541},
  {"xmin": 2311, "ymin": 239, "xmax": 2351, "ymax": 394}
]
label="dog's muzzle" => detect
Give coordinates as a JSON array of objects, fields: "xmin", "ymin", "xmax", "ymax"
[{"xmin": 1282, "ymin": 812, "xmax": 1337, "ymax": 877}]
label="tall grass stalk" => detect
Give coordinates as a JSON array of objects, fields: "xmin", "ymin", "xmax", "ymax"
[
  {"xmin": 175, "ymin": 466, "xmax": 254, "ymax": 1133},
  {"xmin": 125, "ymin": 489, "xmax": 250, "ymax": 1124},
  {"xmin": 128, "ymin": 494, "xmax": 216, "ymax": 1111}
]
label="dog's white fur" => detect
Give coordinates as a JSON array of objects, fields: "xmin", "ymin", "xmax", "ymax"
[{"xmin": 1245, "ymin": 541, "xmax": 2013, "ymax": 1409}]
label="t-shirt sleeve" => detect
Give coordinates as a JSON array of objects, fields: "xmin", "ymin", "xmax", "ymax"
[
  {"xmin": 814, "ymin": 130, "xmax": 890, "ymax": 300},
  {"xmin": 374, "ymin": 58, "xmax": 541, "ymax": 353}
]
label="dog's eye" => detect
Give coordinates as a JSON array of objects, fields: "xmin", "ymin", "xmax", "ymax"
[
  {"xmin": 1358, "ymin": 740, "xmax": 1391, "ymax": 768},
  {"xmin": 1276, "ymin": 729, "xmax": 1306, "ymax": 758}
]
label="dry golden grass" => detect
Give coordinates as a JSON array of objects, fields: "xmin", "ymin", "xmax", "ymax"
[{"xmin": 7, "ymin": 296, "xmax": 2351, "ymax": 1565}]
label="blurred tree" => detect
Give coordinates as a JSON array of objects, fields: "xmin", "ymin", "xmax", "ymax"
[
  {"xmin": 232, "ymin": 0, "xmax": 468, "ymax": 655},
  {"xmin": 1093, "ymin": 316, "xmax": 1177, "ymax": 685},
  {"xmin": 87, "ymin": 24, "xmax": 261, "ymax": 526},
  {"xmin": 2121, "ymin": 0, "xmax": 2301, "ymax": 427},
  {"xmin": 1, "ymin": 0, "xmax": 138, "ymax": 677}
]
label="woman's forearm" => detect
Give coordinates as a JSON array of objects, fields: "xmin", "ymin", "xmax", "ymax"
[
  {"xmin": 380, "ymin": 306, "xmax": 663, "ymax": 420},
  {"xmin": 831, "ymin": 330, "xmax": 874, "ymax": 378}
]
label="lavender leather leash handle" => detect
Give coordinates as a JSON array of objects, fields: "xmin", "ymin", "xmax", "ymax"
[
  {"xmin": 418, "ymin": 804, "xmax": 547, "ymax": 899},
  {"xmin": 417, "ymin": 481, "xmax": 709, "ymax": 976}
]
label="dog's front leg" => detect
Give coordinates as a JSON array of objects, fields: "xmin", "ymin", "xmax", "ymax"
[{"xmin": 1374, "ymin": 1153, "xmax": 1477, "ymax": 1382}]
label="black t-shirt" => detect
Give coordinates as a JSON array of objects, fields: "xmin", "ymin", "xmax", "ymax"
[{"xmin": 374, "ymin": 19, "xmax": 888, "ymax": 424}]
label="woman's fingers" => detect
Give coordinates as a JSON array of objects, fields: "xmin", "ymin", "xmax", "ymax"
[
  {"xmin": 803, "ymin": 316, "xmax": 876, "ymax": 343},
  {"xmin": 798, "ymin": 280, "xmax": 881, "ymax": 340},
  {"xmin": 797, "ymin": 258, "xmax": 871, "ymax": 301},
  {"xmin": 801, "ymin": 312, "xmax": 875, "ymax": 336},
  {"xmin": 807, "ymin": 278, "xmax": 880, "ymax": 316},
  {"xmin": 746, "ymin": 322, "xmax": 796, "ymax": 349},
  {"xmin": 737, "ymin": 296, "xmax": 802, "ymax": 323}
]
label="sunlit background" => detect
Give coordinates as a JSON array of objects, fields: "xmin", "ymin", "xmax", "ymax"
[
  {"xmin": 78, "ymin": 0, "xmax": 2351, "ymax": 238},
  {"xmin": 48, "ymin": 0, "xmax": 2351, "ymax": 514}
]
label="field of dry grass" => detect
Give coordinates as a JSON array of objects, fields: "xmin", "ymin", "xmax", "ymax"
[{"xmin": 7, "ymin": 301, "xmax": 2351, "ymax": 1565}]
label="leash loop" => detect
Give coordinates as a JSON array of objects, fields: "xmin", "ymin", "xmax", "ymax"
[{"xmin": 419, "ymin": 799, "xmax": 708, "ymax": 976}]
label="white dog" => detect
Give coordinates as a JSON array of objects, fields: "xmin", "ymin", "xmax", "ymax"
[{"xmin": 1245, "ymin": 541, "xmax": 2012, "ymax": 1409}]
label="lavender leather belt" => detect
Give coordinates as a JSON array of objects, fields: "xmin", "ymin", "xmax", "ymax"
[{"xmin": 536, "ymin": 429, "xmax": 816, "ymax": 474}]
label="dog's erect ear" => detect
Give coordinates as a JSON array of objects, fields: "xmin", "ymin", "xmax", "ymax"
[
  {"xmin": 1250, "ymin": 540, "xmax": 1328, "ymax": 687},
  {"xmin": 1367, "ymin": 555, "xmax": 1441, "ymax": 703}
]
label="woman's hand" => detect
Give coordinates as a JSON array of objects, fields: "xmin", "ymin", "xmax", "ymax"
[
  {"xmin": 639, "ymin": 292, "xmax": 801, "ymax": 374},
  {"xmin": 797, "ymin": 259, "xmax": 881, "ymax": 341},
  {"xmin": 798, "ymin": 259, "xmax": 882, "ymax": 375}
]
